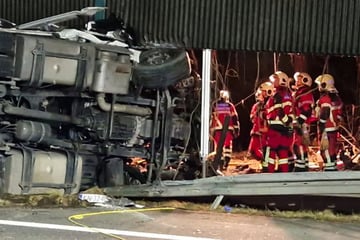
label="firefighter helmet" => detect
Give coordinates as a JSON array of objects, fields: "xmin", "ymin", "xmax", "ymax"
[
  {"xmin": 219, "ymin": 90, "xmax": 230, "ymax": 100},
  {"xmin": 294, "ymin": 72, "xmax": 312, "ymax": 87},
  {"xmin": 315, "ymin": 74, "xmax": 338, "ymax": 93},
  {"xmin": 255, "ymin": 89, "xmax": 264, "ymax": 101},
  {"xmin": 259, "ymin": 81, "xmax": 274, "ymax": 98},
  {"xmin": 269, "ymin": 71, "xmax": 290, "ymax": 88}
]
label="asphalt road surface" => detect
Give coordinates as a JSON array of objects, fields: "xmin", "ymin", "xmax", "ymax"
[{"xmin": 0, "ymin": 207, "xmax": 359, "ymax": 240}]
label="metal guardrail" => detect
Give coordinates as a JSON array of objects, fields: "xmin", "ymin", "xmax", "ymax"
[{"xmin": 104, "ymin": 171, "xmax": 360, "ymax": 198}]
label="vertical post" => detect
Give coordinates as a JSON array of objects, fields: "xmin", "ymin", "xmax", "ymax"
[
  {"xmin": 95, "ymin": 0, "xmax": 106, "ymax": 20},
  {"xmin": 356, "ymin": 57, "xmax": 360, "ymax": 105},
  {"xmin": 201, "ymin": 49, "xmax": 212, "ymax": 178}
]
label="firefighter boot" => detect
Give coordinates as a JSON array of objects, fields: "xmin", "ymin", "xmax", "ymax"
[
  {"xmin": 324, "ymin": 155, "xmax": 338, "ymax": 171},
  {"xmin": 288, "ymin": 153, "xmax": 295, "ymax": 172},
  {"xmin": 224, "ymin": 157, "xmax": 231, "ymax": 170},
  {"xmin": 219, "ymin": 159, "xmax": 225, "ymax": 171},
  {"xmin": 304, "ymin": 154, "xmax": 309, "ymax": 171}
]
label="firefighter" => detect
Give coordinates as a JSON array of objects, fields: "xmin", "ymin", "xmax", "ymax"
[
  {"xmin": 292, "ymin": 72, "xmax": 315, "ymax": 172},
  {"xmin": 210, "ymin": 90, "xmax": 240, "ymax": 171},
  {"xmin": 315, "ymin": 74, "xmax": 343, "ymax": 171},
  {"xmin": 264, "ymin": 71, "xmax": 294, "ymax": 173},
  {"xmin": 248, "ymin": 82, "xmax": 274, "ymax": 170}
]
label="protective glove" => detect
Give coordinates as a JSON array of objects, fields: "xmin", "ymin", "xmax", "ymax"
[
  {"xmin": 320, "ymin": 132, "xmax": 329, "ymax": 151},
  {"xmin": 301, "ymin": 124, "xmax": 311, "ymax": 146},
  {"xmin": 233, "ymin": 127, "xmax": 240, "ymax": 138}
]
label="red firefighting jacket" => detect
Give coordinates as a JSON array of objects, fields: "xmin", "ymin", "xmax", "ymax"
[
  {"xmin": 265, "ymin": 87, "xmax": 293, "ymax": 129},
  {"xmin": 210, "ymin": 99, "xmax": 239, "ymax": 136},
  {"xmin": 293, "ymin": 86, "xmax": 315, "ymax": 125},
  {"xmin": 316, "ymin": 93, "xmax": 343, "ymax": 132},
  {"xmin": 250, "ymin": 101, "xmax": 266, "ymax": 135}
]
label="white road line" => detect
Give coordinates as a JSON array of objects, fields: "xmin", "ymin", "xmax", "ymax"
[{"xmin": 0, "ymin": 220, "xmax": 218, "ymax": 240}]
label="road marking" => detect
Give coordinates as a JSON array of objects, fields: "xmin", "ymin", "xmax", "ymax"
[{"xmin": 0, "ymin": 220, "xmax": 218, "ymax": 240}]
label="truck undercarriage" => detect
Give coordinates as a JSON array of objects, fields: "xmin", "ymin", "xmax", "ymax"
[{"xmin": 0, "ymin": 8, "xmax": 205, "ymax": 194}]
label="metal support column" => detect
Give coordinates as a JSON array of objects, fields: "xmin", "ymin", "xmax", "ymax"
[{"xmin": 200, "ymin": 49, "xmax": 212, "ymax": 178}]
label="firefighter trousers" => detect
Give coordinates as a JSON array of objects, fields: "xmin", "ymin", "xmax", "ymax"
[{"xmin": 264, "ymin": 127, "xmax": 293, "ymax": 173}]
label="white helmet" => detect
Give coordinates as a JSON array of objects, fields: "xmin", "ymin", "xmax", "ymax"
[
  {"xmin": 294, "ymin": 72, "xmax": 312, "ymax": 87},
  {"xmin": 259, "ymin": 81, "xmax": 274, "ymax": 98},
  {"xmin": 269, "ymin": 71, "xmax": 290, "ymax": 88},
  {"xmin": 219, "ymin": 90, "xmax": 230, "ymax": 100},
  {"xmin": 255, "ymin": 89, "xmax": 264, "ymax": 101},
  {"xmin": 315, "ymin": 74, "xmax": 338, "ymax": 93}
]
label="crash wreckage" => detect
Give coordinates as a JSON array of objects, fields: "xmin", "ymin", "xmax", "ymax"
[
  {"xmin": 0, "ymin": 7, "xmax": 200, "ymax": 195},
  {"xmin": 1, "ymin": 6, "xmax": 360, "ymax": 210}
]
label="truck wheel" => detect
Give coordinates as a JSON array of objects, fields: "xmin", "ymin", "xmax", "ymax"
[
  {"xmin": 124, "ymin": 164, "xmax": 146, "ymax": 185},
  {"xmin": 133, "ymin": 49, "xmax": 191, "ymax": 89},
  {"xmin": 97, "ymin": 158, "xmax": 146, "ymax": 187}
]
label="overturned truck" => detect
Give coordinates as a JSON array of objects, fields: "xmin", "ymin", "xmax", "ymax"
[
  {"xmin": 2, "ymin": 4, "xmax": 360, "ymax": 211},
  {"xmin": 0, "ymin": 8, "xmax": 201, "ymax": 195}
]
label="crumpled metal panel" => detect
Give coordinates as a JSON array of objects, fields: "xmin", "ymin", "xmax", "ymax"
[{"xmin": 109, "ymin": 0, "xmax": 360, "ymax": 55}]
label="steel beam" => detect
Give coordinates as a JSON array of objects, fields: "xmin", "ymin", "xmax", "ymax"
[{"xmin": 200, "ymin": 49, "xmax": 212, "ymax": 178}]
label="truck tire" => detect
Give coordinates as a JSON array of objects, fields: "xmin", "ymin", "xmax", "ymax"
[
  {"xmin": 123, "ymin": 164, "xmax": 146, "ymax": 185},
  {"xmin": 133, "ymin": 49, "xmax": 191, "ymax": 89},
  {"xmin": 97, "ymin": 158, "xmax": 146, "ymax": 187}
]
